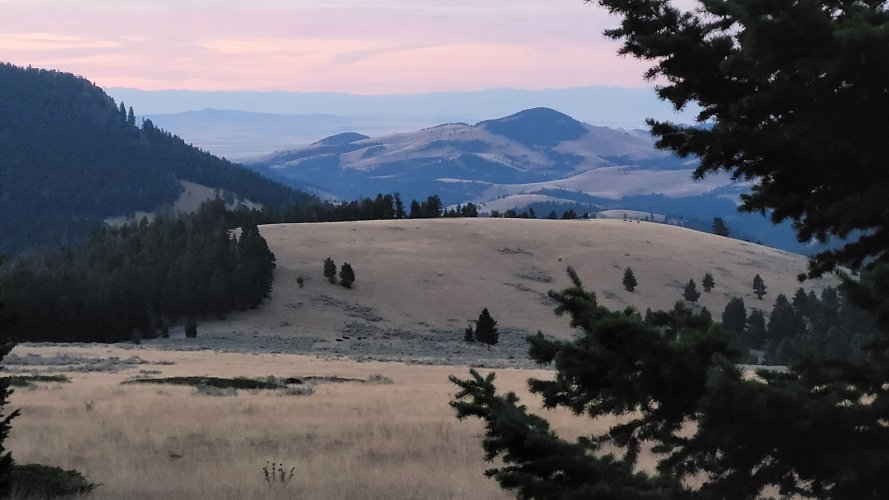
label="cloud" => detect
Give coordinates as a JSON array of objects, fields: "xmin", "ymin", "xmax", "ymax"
[{"xmin": 0, "ymin": 32, "xmax": 121, "ymax": 51}]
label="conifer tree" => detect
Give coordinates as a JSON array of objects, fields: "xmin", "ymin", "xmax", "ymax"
[
  {"xmin": 753, "ymin": 274, "xmax": 767, "ymax": 300},
  {"xmin": 118, "ymin": 101, "xmax": 127, "ymax": 121},
  {"xmin": 622, "ymin": 267, "xmax": 637, "ymax": 292},
  {"xmin": 453, "ymin": 1, "xmax": 889, "ymax": 496},
  {"xmin": 184, "ymin": 317, "xmax": 198, "ymax": 338},
  {"xmin": 0, "ymin": 262, "xmax": 19, "ymax": 496},
  {"xmin": 746, "ymin": 309, "xmax": 768, "ymax": 351},
  {"xmin": 721, "ymin": 297, "xmax": 747, "ymax": 338},
  {"xmin": 394, "ymin": 193, "xmax": 405, "ymax": 219},
  {"xmin": 127, "ymin": 106, "xmax": 136, "ymax": 127},
  {"xmin": 712, "ymin": 217, "xmax": 730, "ymax": 237},
  {"xmin": 463, "ymin": 325, "xmax": 475, "ymax": 343},
  {"xmin": 683, "ymin": 279, "xmax": 700, "ymax": 303},
  {"xmin": 473, "ymin": 308, "xmax": 499, "ymax": 347},
  {"xmin": 702, "ymin": 272, "xmax": 715, "ymax": 292},
  {"xmin": 339, "ymin": 263, "xmax": 355, "ymax": 289},
  {"xmin": 547, "ymin": 210, "xmax": 558, "ymax": 220},
  {"xmin": 323, "ymin": 258, "xmax": 337, "ymax": 284}
]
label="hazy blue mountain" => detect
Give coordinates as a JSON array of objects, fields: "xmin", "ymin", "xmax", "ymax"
[
  {"xmin": 109, "ymin": 85, "xmax": 698, "ymax": 128},
  {"xmin": 142, "ymin": 109, "xmax": 451, "ymax": 160},
  {"xmin": 247, "ymin": 107, "xmax": 693, "ymax": 202},
  {"xmin": 245, "ymin": 107, "xmax": 814, "ymax": 253}
]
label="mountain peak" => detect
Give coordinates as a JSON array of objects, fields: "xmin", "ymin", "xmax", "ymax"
[
  {"xmin": 478, "ymin": 107, "xmax": 587, "ymax": 147},
  {"xmin": 313, "ymin": 132, "xmax": 370, "ymax": 146}
]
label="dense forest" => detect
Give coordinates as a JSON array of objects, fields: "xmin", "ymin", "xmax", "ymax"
[
  {"xmin": 0, "ymin": 189, "xmax": 475, "ymax": 343},
  {"xmin": 0, "ymin": 200, "xmax": 275, "ymax": 343},
  {"xmin": 720, "ymin": 287, "xmax": 874, "ymax": 366},
  {"xmin": 0, "ymin": 63, "xmax": 314, "ymax": 254}
]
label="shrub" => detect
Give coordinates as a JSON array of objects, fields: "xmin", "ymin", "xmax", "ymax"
[{"xmin": 10, "ymin": 464, "xmax": 96, "ymax": 498}]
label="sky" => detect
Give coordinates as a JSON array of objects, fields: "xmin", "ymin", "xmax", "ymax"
[{"xmin": 0, "ymin": 0, "xmax": 655, "ymax": 93}]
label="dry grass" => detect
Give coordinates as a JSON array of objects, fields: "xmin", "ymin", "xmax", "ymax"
[
  {"xmin": 6, "ymin": 344, "xmax": 612, "ymax": 499},
  {"xmin": 200, "ymin": 218, "xmax": 831, "ymax": 343}
]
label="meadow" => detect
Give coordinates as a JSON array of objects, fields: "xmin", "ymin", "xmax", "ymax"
[{"xmin": 6, "ymin": 344, "xmax": 610, "ymax": 499}]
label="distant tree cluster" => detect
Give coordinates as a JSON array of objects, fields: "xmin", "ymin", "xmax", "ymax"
[
  {"xmin": 719, "ymin": 287, "xmax": 873, "ymax": 365},
  {"xmin": 0, "ymin": 200, "xmax": 276, "ymax": 343},
  {"xmin": 276, "ymin": 193, "xmax": 477, "ymax": 223},
  {"xmin": 322, "ymin": 258, "xmax": 356, "ymax": 289}
]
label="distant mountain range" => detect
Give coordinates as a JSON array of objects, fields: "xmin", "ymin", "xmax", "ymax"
[
  {"xmin": 246, "ymin": 107, "xmax": 822, "ymax": 254},
  {"xmin": 0, "ymin": 63, "xmax": 313, "ymax": 254},
  {"xmin": 109, "ymin": 86, "xmax": 699, "ymax": 127},
  {"xmin": 246, "ymin": 107, "xmax": 717, "ymax": 203},
  {"xmin": 141, "ymin": 110, "xmax": 453, "ymax": 160}
]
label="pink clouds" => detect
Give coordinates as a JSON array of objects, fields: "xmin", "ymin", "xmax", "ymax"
[{"xmin": 0, "ymin": 0, "xmax": 653, "ymax": 92}]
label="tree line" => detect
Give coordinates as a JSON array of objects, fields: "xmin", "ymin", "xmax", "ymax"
[{"xmin": 0, "ymin": 200, "xmax": 275, "ymax": 343}]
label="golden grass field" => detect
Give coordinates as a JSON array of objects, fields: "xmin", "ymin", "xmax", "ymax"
[
  {"xmin": 201, "ymin": 218, "xmax": 831, "ymax": 343},
  {"xmin": 6, "ymin": 219, "xmax": 829, "ymax": 497},
  {"xmin": 5, "ymin": 344, "xmax": 615, "ymax": 500}
]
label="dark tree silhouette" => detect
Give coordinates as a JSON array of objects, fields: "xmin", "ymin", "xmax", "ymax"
[
  {"xmin": 473, "ymin": 308, "xmax": 499, "ymax": 347},
  {"xmin": 453, "ymin": 2, "xmax": 889, "ymax": 496},
  {"xmin": 339, "ymin": 263, "xmax": 355, "ymax": 289},
  {"xmin": 712, "ymin": 217, "xmax": 730, "ymax": 237},
  {"xmin": 0, "ymin": 261, "xmax": 19, "ymax": 496},
  {"xmin": 753, "ymin": 274, "xmax": 767, "ymax": 300},
  {"xmin": 323, "ymin": 258, "xmax": 337, "ymax": 284},
  {"xmin": 702, "ymin": 272, "xmax": 715, "ymax": 292},
  {"xmin": 683, "ymin": 279, "xmax": 700, "ymax": 303},
  {"xmin": 622, "ymin": 268, "xmax": 637, "ymax": 292},
  {"xmin": 721, "ymin": 297, "xmax": 747, "ymax": 338}
]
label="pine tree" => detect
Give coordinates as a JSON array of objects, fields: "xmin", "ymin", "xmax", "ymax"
[
  {"xmin": 185, "ymin": 317, "xmax": 198, "ymax": 338},
  {"xmin": 463, "ymin": 325, "xmax": 475, "ymax": 343},
  {"xmin": 118, "ymin": 101, "xmax": 127, "ymax": 122},
  {"xmin": 394, "ymin": 193, "xmax": 405, "ymax": 219},
  {"xmin": 712, "ymin": 217, "xmax": 730, "ymax": 237},
  {"xmin": 622, "ymin": 267, "xmax": 637, "ymax": 292},
  {"xmin": 547, "ymin": 210, "xmax": 558, "ymax": 220},
  {"xmin": 0, "ymin": 264, "xmax": 19, "ymax": 496},
  {"xmin": 683, "ymin": 279, "xmax": 700, "ymax": 303},
  {"xmin": 323, "ymin": 258, "xmax": 337, "ymax": 284},
  {"xmin": 702, "ymin": 272, "xmax": 715, "ymax": 292},
  {"xmin": 721, "ymin": 297, "xmax": 747, "ymax": 338},
  {"xmin": 473, "ymin": 308, "xmax": 499, "ymax": 347},
  {"xmin": 753, "ymin": 274, "xmax": 767, "ymax": 300},
  {"xmin": 452, "ymin": 1, "xmax": 889, "ymax": 496},
  {"xmin": 746, "ymin": 309, "xmax": 768, "ymax": 351},
  {"xmin": 127, "ymin": 106, "xmax": 136, "ymax": 127},
  {"xmin": 339, "ymin": 263, "xmax": 355, "ymax": 289}
]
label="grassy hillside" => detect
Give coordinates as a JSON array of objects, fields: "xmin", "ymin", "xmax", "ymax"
[{"xmin": 198, "ymin": 218, "xmax": 831, "ymax": 350}]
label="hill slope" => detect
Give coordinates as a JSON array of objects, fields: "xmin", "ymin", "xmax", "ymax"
[
  {"xmin": 0, "ymin": 63, "xmax": 313, "ymax": 253},
  {"xmin": 189, "ymin": 219, "xmax": 832, "ymax": 363},
  {"xmin": 245, "ymin": 107, "xmax": 697, "ymax": 204}
]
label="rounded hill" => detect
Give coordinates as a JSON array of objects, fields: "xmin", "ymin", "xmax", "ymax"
[{"xmin": 200, "ymin": 218, "xmax": 832, "ymax": 355}]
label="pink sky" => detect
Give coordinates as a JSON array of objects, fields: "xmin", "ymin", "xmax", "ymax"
[{"xmin": 0, "ymin": 0, "xmax": 653, "ymax": 93}]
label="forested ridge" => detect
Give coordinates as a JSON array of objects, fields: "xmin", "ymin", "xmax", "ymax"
[
  {"xmin": 0, "ymin": 63, "xmax": 314, "ymax": 254},
  {"xmin": 0, "ymin": 200, "xmax": 275, "ymax": 343}
]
